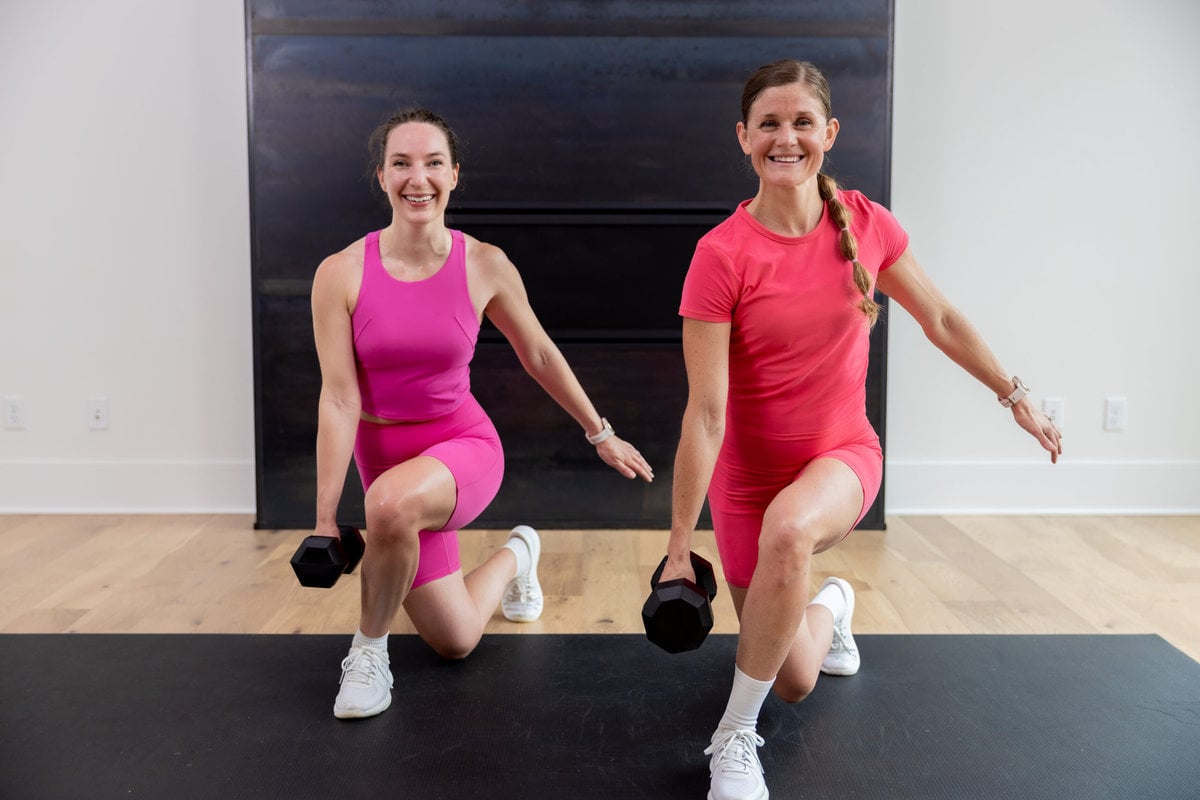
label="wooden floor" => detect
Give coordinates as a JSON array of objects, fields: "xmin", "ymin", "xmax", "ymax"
[{"xmin": 1, "ymin": 514, "xmax": 1197, "ymax": 662}]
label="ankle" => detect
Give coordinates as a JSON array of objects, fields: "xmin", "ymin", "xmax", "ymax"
[
  {"xmin": 352, "ymin": 629, "xmax": 389, "ymax": 652},
  {"xmin": 809, "ymin": 580, "xmax": 847, "ymax": 623},
  {"xmin": 502, "ymin": 536, "xmax": 532, "ymax": 577}
]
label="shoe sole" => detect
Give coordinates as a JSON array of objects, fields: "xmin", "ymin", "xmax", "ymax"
[
  {"xmin": 820, "ymin": 577, "xmax": 859, "ymax": 676},
  {"xmin": 333, "ymin": 692, "xmax": 392, "ymax": 719},
  {"xmin": 503, "ymin": 525, "xmax": 543, "ymax": 623},
  {"xmin": 708, "ymin": 787, "xmax": 769, "ymax": 800}
]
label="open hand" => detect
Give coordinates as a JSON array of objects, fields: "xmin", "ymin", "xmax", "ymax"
[
  {"xmin": 1013, "ymin": 399, "xmax": 1063, "ymax": 464},
  {"xmin": 595, "ymin": 436, "xmax": 654, "ymax": 482}
]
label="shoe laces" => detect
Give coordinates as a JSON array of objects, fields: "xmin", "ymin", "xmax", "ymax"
[
  {"xmin": 829, "ymin": 622, "xmax": 854, "ymax": 655},
  {"xmin": 339, "ymin": 646, "xmax": 390, "ymax": 689},
  {"xmin": 504, "ymin": 574, "xmax": 535, "ymax": 605},
  {"xmin": 704, "ymin": 729, "xmax": 766, "ymax": 777}
]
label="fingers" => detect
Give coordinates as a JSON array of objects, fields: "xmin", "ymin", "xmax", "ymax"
[
  {"xmin": 1040, "ymin": 421, "xmax": 1063, "ymax": 464},
  {"xmin": 600, "ymin": 438, "xmax": 655, "ymax": 482}
]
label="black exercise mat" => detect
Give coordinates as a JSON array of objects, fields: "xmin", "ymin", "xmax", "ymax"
[{"xmin": 1, "ymin": 634, "xmax": 1197, "ymax": 799}]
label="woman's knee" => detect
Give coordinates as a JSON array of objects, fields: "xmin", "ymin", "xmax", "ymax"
[
  {"xmin": 773, "ymin": 667, "xmax": 820, "ymax": 704},
  {"xmin": 364, "ymin": 483, "xmax": 431, "ymax": 542},
  {"xmin": 421, "ymin": 624, "xmax": 482, "ymax": 661},
  {"xmin": 757, "ymin": 514, "xmax": 821, "ymax": 575}
]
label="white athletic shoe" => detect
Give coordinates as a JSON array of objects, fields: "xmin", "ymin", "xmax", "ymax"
[
  {"xmin": 819, "ymin": 577, "xmax": 860, "ymax": 676},
  {"xmin": 704, "ymin": 728, "xmax": 769, "ymax": 800},
  {"xmin": 501, "ymin": 525, "xmax": 543, "ymax": 623},
  {"xmin": 333, "ymin": 645, "xmax": 393, "ymax": 719}
]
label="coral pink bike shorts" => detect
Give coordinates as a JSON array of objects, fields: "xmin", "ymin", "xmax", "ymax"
[{"xmin": 708, "ymin": 419, "xmax": 883, "ymax": 588}]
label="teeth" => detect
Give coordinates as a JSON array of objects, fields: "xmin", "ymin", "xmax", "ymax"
[
  {"xmin": 770, "ymin": 156, "xmax": 801, "ymax": 163},
  {"xmin": 406, "ymin": 194, "xmax": 434, "ymax": 202}
]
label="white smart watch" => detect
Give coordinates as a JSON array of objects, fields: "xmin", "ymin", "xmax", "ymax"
[{"xmin": 998, "ymin": 376, "xmax": 1030, "ymax": 408}]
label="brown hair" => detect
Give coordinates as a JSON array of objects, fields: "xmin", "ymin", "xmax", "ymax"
[
  {"xmin": 366, "ymin": 108, "xmax": 462, "ymax": 192},
  {"xmin": 741, "ymin": 59, "xmax": 880, "ymax": 327}
]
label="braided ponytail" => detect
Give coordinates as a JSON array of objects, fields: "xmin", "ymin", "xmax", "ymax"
[{"xmin": 818, "ymin": 173, "xmax": 880, "ymax": 327}]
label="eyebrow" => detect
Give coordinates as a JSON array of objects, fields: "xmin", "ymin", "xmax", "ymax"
[
  {"xmin": 757, "ymin": 110, "xmax": 818, "ymax": 118},
  {"xmin": 387, "ymin": 151, "xmax": 448, "ymax": 160}
]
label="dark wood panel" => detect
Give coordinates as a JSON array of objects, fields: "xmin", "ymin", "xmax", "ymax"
[{"xmin": 247, "ymin": 0, "xmax": 894, "ymax": 530}]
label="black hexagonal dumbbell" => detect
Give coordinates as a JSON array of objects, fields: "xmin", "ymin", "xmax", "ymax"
[
  {"xmin": 290, "ymin": 524, "xmax": 366, "ymax": 588},
  {"xmin": 641, "ymin": 551, "xmax": 718, "ymax": 653}
]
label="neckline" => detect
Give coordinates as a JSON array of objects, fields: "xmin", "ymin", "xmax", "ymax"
[
  {"xmin": 736, "ymin": 198, "xmax": 830, "ymax": 244},
  {"xmin": 374, "ymin": 229, "xmax": 455, "ymax": 284}
]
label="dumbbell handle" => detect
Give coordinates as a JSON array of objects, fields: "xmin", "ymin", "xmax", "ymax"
[{"xmin": 650, "ymin": 552, "xmax": 717, "ymax": 601}]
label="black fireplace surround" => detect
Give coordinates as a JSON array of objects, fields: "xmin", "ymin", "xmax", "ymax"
[{"xmin": 247, "ymin": 0, "xmax": 895, "ymax": 529}]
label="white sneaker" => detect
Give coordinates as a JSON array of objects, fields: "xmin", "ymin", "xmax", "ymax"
[
  {"xmin": 819, "ymin": 577, "xmax": 860, "ymax": 676},
  {"xmin": 704, "ymin": 728, "xmax": 768, "ymax": 800},
  {"xmin": 333, "ymin": 645, "xmax": 393, "ymax": 719},
  {"xmin": 501, "ymin": 525, "xmax": 543, "ymax": 622}
]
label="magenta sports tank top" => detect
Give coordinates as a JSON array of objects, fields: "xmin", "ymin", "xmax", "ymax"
[{"xmin": 352, "ymin": 229, "xmax": 479, "ymax": 420}]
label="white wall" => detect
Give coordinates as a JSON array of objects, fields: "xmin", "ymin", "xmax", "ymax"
[
  {"xmin": 0, "ymin": 0, "xmax": 1195, "ymax": 514},
  {"xmin": 888, "ymin": 0, "xmax": 1200, "ymax": 511},
  {"xmin": 0, "ymin": 0, "xmax": 254, "ymax": 511}
]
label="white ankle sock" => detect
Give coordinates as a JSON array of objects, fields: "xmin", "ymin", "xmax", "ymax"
[
  {"xmin": 715, "ymin": 665, "xmax": 775, "ymax": 738},
  {"xmin": 503, "ymin": 537, "xmax": 532, "ymax": 577},
  {"xmin": 809, "ymin": 581, "xmax": 847, "ymax": 623},
  {"xmin": 352, "ymin": 629, "xmax": 388, "ymax": 652}
]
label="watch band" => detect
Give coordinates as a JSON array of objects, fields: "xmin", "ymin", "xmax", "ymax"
[
  {"xmin": 586, "ymin": 418, "xmax": 614, "ymax": 445},
  {"xmin": 999, "ymin": 377, "xmax": 1029, "ymax": 408}
]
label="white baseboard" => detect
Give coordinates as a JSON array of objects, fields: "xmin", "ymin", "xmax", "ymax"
[
  {"xmin": 0, "ymin": 459, "xmax": 256, "ymax": 514},
  {"xmin": 1, "ymin": 458, "xmax": 1196, "ymax": 517},
  {"xmin": 885, "ymin": 459, "xmax": 1200, "ymax": 515}
]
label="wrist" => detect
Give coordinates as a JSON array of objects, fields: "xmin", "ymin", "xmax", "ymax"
[
  {"xmin": 586, "ymin": 417, "xmax": 615, "ymax": 445},
  {"xmin": 998, "ymin": 376, "xmax": 1029, "ymax": 408}
]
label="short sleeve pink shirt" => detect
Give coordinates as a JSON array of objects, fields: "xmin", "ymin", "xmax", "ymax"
[{"xmin": 679, "ymin": 191, "xmax": 908, "ymax": 440}]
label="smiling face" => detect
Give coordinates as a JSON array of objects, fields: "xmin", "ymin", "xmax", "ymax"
[
  {"xmin": 375, "ymin": 121, "xmax": 460, "ymax": 222},
  {"xmin": 736, "ymin": 82, "xmax": 839, "ymax": 191}
]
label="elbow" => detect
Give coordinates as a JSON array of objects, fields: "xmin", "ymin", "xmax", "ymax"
[
  {"xmin": 922, "ymin": 307, "xmax": 961, "ymax": 349},
  {"xmin": 518, "ymin": 340, "xmax": 559, "ymax": 378},
  {"xmin": 686, "ymin": 401, "xmax": 725, "ymax": 441},
  {"xmin": 321, "ymin": 385, "xmax": 361, "ymax": 416}
]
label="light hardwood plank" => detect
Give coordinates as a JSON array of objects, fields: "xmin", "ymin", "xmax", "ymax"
[{"xmin": 0, "ymin": 514, "xmax": 1195, "ymax": 662}]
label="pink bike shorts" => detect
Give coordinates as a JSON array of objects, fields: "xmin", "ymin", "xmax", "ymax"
[
  {"xmin": 353, "ymin": 394, "xmax": 504, "ymax": 589},
  {"xmin": 708, "ymin": 418, "xmax": 883, "ymax": 588}
]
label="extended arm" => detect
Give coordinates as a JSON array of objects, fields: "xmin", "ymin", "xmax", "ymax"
[
  {"xmin": 481, "ymin": 247, "xmax": 653, "ymax": 482},
  {"xmin": 876, "ymin": 249, "xmax": 1062, "ymax": 462}
]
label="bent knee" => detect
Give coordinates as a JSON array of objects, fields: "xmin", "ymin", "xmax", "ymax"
[
  {"xmin": 425, "ymin": 631, "xmax": 481, "ymax": 661},
  {"xmin": 774, "ymin": 670, "xmax": 819, "ymax": 704},
  {"xmin": 757, "ymin": 517, "xmax": 822, "ymax": 571},
  {"xmin": 364, "ymin": 485, "xmax": 431, "ymax": 537}
]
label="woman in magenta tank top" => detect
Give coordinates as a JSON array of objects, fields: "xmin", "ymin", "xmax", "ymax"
[
  {"xmin": 662, "ymin": 61, "xmax": 1064, "ymax": 800},
  {"xmin": 310, "ymin": 109, "xmax": 653, "ymax": 720}
]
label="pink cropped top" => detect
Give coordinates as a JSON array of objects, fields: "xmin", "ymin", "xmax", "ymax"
[{"xmin": 352, "ymin": 229, "xmax": 479, "ymax": 420}]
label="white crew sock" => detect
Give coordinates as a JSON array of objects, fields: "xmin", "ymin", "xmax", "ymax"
[
  {"xmin": 714, "ymin": 665, "xmax": 775, "ymax": 738},
  {"xmin": 503, "ymin": 536, "xmax": 532, "ymax": 577},
  {"xmin": 352, "ymin": 629, "xmax": 388, "ymax": 652},
  {"xmin": 809, "ymin": 581, "xmax": 847, "ymax": 623}
]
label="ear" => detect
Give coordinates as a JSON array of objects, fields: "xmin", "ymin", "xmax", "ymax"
[
  {"xmin": 450, "ymin": 163, "xmax": 460, "ymax": 190},
  {"xmin": 376, "ymin": 165, "xmax": 386, "ymax": 192},
  {"xmin": 823, "ymin": 117, "xmax": 840, "ymax": 152},
  {"xmin": 736, "ymin": 121, "xmax": 751, "ymax": 156}
]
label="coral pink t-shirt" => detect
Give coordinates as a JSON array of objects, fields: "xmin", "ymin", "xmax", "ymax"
[{"xmin": 679, "ymin": 191, "xmax": 908, "ymax": 441}]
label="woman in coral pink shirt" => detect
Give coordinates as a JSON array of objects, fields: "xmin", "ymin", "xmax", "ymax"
[{"xmin": 662, "ymin": 60, "xmax": 1062, "ymax": 800}]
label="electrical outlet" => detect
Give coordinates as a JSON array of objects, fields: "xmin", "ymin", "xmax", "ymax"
[
  {"xmin": 88, "ymin": 396, "xmax": 109, "ymax": 430},
  {"xmin": 3, "ymin": 395, "xmax": 26, "ymax": 430},
  {"xmin": 1042, "ymin": 397, "xmax": 1064, "ymax": 428},
  {"xmin": 1104, "ymin": 396, "xmax": 1127, "ymax": 432}
]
